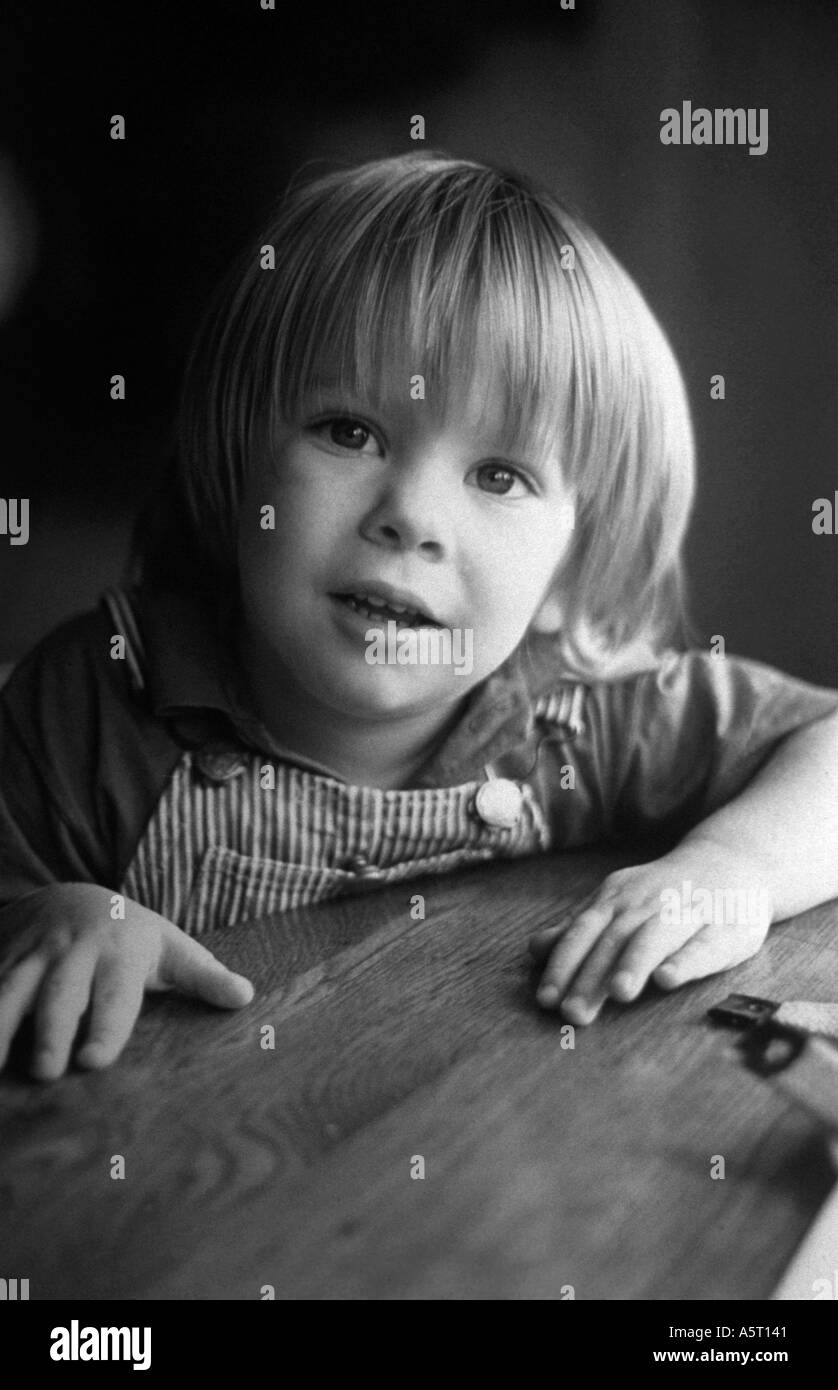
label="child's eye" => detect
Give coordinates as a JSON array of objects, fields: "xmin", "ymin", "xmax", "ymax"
[
  {"xmin": 310, "ymin": 417, "xmax": 381, "ymax": 454},
  {"xmin": 471, "ymin": 462, "xmax": 532, "ymax": 498}
]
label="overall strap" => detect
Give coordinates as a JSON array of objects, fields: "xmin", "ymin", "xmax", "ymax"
[
  {"xmin": 484, "ymin": 681, "xmax": 589, "ymax": 788},
  {"xmin": 102, "ymin": 586, "xmax": 147, "ymax": 695},
  {"xmin": 532, "ymin": 682, "xmax": 587, "ymax": 739}
]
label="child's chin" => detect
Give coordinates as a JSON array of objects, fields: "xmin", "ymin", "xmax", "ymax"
[{"xmin": 322, "ymin": 661, "xmax": 469, "ymax": 716}]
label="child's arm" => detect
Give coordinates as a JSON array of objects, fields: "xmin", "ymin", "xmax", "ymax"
[
  {"xmin": 677, "ymin": 708, "xmax": 838, "ymax": 917},
  {"xmin": 0, "ymin": 883, "xmax": 254, "ymax": 1080},
  {"xmin": 533, "ymin": 705, "xmax": 838, "ymax": 1026}
]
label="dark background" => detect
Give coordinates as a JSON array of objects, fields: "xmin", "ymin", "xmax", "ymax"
[{"xmin": 1, "ymin": 0, "xmax": 836, "ymax": 683}]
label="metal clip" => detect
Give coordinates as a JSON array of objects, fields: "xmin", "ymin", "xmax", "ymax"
[
  {"xmin": 706, "ymin": 993, "xmax": 778, "ymax": 1029},
  {"xmin": 738, "ymin": 1020, "xmax": 808, "ymax": 1076}
]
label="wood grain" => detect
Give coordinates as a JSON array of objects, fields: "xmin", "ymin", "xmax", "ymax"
[{"xmin": 0, "ymin": 849, "xmax": 836, "ymax": 1300}]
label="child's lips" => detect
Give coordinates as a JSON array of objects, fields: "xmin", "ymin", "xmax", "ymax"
[{"xmin": 330, "ymin": 586, "xmax": 444, "ymax": 629}]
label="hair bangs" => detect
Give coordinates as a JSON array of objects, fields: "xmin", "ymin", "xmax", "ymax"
[{"xmin": 265, "ymin": 170, "xmax": 577, "ymax": 471}]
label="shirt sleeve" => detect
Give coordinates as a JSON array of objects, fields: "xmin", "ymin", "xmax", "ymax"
[
  {"xmin": 0, "ymin": 610, "xmax": 118, "ymax": 905},
  {"xmin": 595, "ymin": 650, "xmax": 838, "ymax": 844},
  {"xmin": 0, "ymin": 605, "xmax": 181, "ymax": 908}
]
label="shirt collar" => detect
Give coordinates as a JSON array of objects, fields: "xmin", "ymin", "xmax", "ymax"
[
  {"xmin": 131, "ymin": 585, "xmax": 564, "ymax": 785},
  {"xmin": 137, "ymin": 585, "xmax": 233, "ymax": 717}
]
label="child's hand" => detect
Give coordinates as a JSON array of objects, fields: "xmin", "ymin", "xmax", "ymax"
[
  {"xmin": 0, "ymin": 883, "xmax": 254, "ymax": 1080},
  {"xmin": 529, "ymin": 838, "xmax": 774, "ymax": 1025}
]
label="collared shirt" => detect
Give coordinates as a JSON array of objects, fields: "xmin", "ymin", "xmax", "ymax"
[{"xmin": 1, "ymin": 583, "xmax": 837, "ymax": 925}]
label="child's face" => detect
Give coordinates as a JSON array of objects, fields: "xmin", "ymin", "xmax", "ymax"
[{"xmin": 237, "ymin": 356, "xmax": 575, "ymax": 721}]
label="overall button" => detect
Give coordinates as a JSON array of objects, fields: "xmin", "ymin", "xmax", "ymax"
[
  {"xmin": 195, "ymin": 746, "xmax": 247, "ymax": 781},
  {"xmin": 473, "ymin": 778, "xmax": 524, "ymax": 829},
  {"xmin": 341, "ymin": 854, "xmax": 384, "ymax": 880}
]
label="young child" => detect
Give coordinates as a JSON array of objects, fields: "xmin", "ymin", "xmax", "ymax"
[{"xmin": 1, "ymin": 151, "xmax": 837, "ymax": 1082}]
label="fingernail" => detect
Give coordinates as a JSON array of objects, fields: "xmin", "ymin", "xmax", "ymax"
[
  {"xmin": 537, "ymin": 984, "xmax": 560, "ymax": 1007},
  {"xmin": 561, "ymin": 996, "xmax": 591, "ymax": 1023},
  {"xmin": 33, "ymin": 1050, "xmax": 58, "ymax": 1078},
  {"xmin": 610, "ymin": 971, "xmax": 636, "ymax": 998}
]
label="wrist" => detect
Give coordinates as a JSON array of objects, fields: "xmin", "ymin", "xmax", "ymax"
[{"xmin": 662, "ymin": 830, "xmax": 778, "ymax": 921}]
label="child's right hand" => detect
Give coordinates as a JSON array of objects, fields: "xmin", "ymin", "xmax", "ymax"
[{"xmin": 0, "ymin": 883, "xmax": 254, "ymax": 1081}]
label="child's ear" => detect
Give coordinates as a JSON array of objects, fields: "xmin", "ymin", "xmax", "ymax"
[{"xmin": 530, "ymin": 587, "xmax": 565, "ymax": 635}]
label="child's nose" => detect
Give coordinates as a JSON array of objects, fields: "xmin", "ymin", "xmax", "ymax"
[{"xmin": 360, "ymin": 464, "xmax": 450, "ymax": 555}]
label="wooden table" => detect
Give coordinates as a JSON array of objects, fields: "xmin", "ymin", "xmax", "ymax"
[{"xmin": 2, "ymin": 848, "xmax": 837, "ymax": 1301}]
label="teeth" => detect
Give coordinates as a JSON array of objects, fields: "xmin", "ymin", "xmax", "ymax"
[
  {"xmin": 342, "ymin": 592, "xmax": 435, "ymax": 625},
  {"xmin": 364, "ymin": 593, "xmax": 408, "ymax": 613},
  {"xmin": 352, "ymin": 592, "xmax": 413, "ymax": 615}
]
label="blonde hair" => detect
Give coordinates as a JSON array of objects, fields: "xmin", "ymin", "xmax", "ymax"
[{"xmin": 165, "ymin": 150, "xmax": 696, "ymax": 677}]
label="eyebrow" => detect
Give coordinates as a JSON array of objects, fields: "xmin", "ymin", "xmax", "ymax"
[
  {"xmin": 297, "ymin": 380, "xmax": 381, "ymax": 411},
  {"xmin": 302, "ymin": 376, "xmax": 369, "ymax": 395}
]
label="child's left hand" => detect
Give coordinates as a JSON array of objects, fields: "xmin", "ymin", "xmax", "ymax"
[{"xmin": 529, "ymin": 837, "xmax": 774, "ymax": 1025}]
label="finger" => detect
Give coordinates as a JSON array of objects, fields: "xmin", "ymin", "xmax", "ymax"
[
  {"xmin": 528, "ymin": 926, "xmax": 564, "ymax": 961},
  {"xmin": 30, "ymin": 946, "xmax": 99, "ymax": 1080},
  {"xmin": 0, "ymin": 953, "xmax": 50, "ymax": 1071},
  {"xmin": 536, "ymin": 902, "xmax": 616, "ymax": 1010},
  {"xmin": 607, "ymin": 913, "xmax": 703, "ymax": 1002},
  {"xmin": 528, "ymin": 892, "xmax": 601, "ymax": 960},
  {"xmin": 156, "ymin": 926, "xmax": 254, "ymax": 1008},
  {"xmin": 555, "ymin": 909, "xmax": 665, "ymax": 1023},
  {"xmin": 653, "ymin": 924, "xmax": 757, "ymax": 990},
  {"xmin": 75, "ymin": 952, "xmax": 148, "ymax": 1070}
]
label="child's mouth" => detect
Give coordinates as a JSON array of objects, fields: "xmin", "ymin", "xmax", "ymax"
[{"xmin": 332, "ymin": 591, "xmax": 442, "ymax": 629}]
